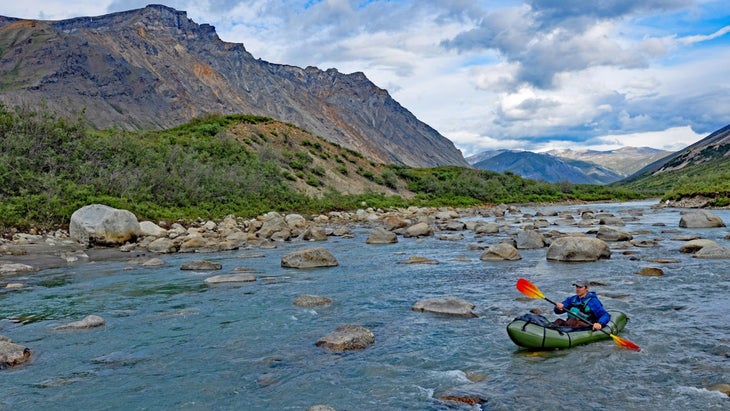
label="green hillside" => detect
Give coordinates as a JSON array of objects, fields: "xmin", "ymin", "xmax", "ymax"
[
  {"xmin": 0, "ymin": 104, "xmax": 645, "ymax": 231},
  {"xmin": 616, "ymin": 156, "xmax": 730, "ymax": 206}
]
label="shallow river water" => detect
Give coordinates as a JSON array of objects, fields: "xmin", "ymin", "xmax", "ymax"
[{"xmin": 1, "ymin": 200, "xmax": 729, "ymax": 410}]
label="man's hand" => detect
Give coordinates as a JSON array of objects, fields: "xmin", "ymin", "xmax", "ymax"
[{"xmin": 592, "ymin": 323, "xmax": 603, "ymax": 331}]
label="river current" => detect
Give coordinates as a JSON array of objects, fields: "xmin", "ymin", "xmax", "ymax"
[{"xmin": 1, "ymin": 200, "xmax": 729, "ymax": 410}]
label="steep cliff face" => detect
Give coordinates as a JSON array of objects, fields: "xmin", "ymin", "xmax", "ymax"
[{"xmin": 0, "ymin": 5, "xmax": 468, "ymax": 167}]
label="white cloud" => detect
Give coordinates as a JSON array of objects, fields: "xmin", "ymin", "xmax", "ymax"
[{"xmin": 593, "ymin": 126, "xmax": 705, "ymax": 151}]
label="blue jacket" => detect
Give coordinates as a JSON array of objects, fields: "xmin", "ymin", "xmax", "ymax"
[{"xmin": 553, "ymin": 291, "xmax": 610, "ymax": 325}]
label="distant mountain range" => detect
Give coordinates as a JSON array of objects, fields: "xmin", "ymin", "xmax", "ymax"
[
  {"xmin": 466, "ymin": 147, "xmax": 672, "ymax": 184},
  {"xmin": 0, "ymin": 5, "xmax": 467, "ymax": 168}
]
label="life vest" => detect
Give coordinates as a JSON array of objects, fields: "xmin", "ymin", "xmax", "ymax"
[{"xmin": 567, "ymin": 297, "xmax": 594, "ymax": 322}]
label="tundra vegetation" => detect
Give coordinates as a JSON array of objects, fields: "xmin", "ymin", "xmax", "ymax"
[{"xmin": 0, "ymin": 104, "xmax": 717, "ymax": 232}]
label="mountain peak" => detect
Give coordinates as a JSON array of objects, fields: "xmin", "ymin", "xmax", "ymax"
[{"xmin": 0, "ymin": 6, "xmax": 467, "ymax": 168}]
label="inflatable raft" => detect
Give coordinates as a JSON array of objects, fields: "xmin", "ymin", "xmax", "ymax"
[{"xmin": 507, "ymin": 310, "xmax": 628, "ymax": 349}]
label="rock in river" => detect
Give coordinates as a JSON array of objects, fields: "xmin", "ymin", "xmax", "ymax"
[
  {"xmin": 54, "ymin": 315, "xmax": 106, "ymax": 330},
  {"xmin": 0, "ymin": 338, "xmax": 31, "ymax": 369},
  {"xmin": 412, "ymin": 296, "xmax": 477, "ymax": 318},
  {"xmin": 315, "ymin": 324, "xmax": 374, "ymax": 351},
  {"xmin": 281, "ymin": 247, "xmax": 338, "ymax": 268},
  {"xmin": 546, "ymin": 236, "xmax": 611, "ymax": 262},
  {"xmin": 69, "ymin": 204, "xmax": 141, "ymax": 246}
]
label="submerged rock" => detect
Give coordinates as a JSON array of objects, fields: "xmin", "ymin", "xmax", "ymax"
[
  {"xmin": 412, "ymin": 296, "xmax": 477, "ymax": 318},
  {"xmin": 0, "ymin": 262, "xmax": 36, "ymax": 274},
  {"xmin": 306, "ymin": 405, "xmax": 336, "ymax": 411},
  {"xmin": 315, "ymin": 324, "xmax": 374, "ymax": 351},
  {"xmin": 180, "ymin": 260, "xmax": 223, "ymax": 270},
  {"xmin": 293, "ymin": 294, "xmax": 333, "ymax": 307},
  {"xmin": 400, "ymin": 255, "xmax": 439, "ymax": 264},
  {"xmin": 708, "ymin": 383, "xmax": 730, "ymax": 396},
  {"xmin": 638, "ymin": 267, "xmax": 664, "ymax": 277},
  {"xmin": 54, "ymin": 315, "xmax": 105, "ymax": 330},
  {"xmin": 204, "ymin": 273, "xmax": 256, "ymax": 284}
]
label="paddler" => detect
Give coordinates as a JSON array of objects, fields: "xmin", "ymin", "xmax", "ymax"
[{"xmin": 553, "ymin": 279, "xmax": 610, "ymax": 331}]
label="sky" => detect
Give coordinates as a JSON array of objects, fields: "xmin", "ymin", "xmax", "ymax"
[{"xmin": 2, "ymin": 1, "xmax": 729, "ymax": 157}]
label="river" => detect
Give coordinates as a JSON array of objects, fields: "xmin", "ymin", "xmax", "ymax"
[{"xmin": 1, "ymin": 200, "xmax": 728, "ymax": 410}]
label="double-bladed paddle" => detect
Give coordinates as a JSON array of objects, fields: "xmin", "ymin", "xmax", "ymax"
[{"xmin": 516, "ymin": 278, "xmax": 641, "ymax": 351}]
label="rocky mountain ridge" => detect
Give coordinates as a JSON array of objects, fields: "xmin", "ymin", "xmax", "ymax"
[
  {"xmin": 626, "ymin": 124, "xmax": 730, "ymax": 180},
  {"xmin": 0, "ymin": 5, "xmax": 467, "ymax": 168},
  {"xmin": 545, "ymin": 146, "xmax": 672, "ymax": 177}
]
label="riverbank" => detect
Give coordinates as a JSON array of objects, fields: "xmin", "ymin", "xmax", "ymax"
[
  {"xmin": 0, "ymin": 233, "xmax": 155, "ymax": 275},
  {"xmin": 0, "ymin": 196, "xmax": 718, "ymax": 277}
]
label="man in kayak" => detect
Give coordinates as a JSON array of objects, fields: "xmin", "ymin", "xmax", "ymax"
[{"xmin": 552, "ymin": 279, "xmax": 610, "ymax": 331}]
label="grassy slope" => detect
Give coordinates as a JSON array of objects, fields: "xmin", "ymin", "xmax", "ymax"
[
  {"xmin": 616, "ymin": 155, "xmax": 730, "ymax": 206},
  {"xmin": 0, "ymin": 105, "xmax": 647, "ymax": 231}
]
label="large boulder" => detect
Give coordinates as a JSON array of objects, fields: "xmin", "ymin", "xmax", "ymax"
[
  {"xmin": 546, "ymin": 236, "xmax": 611, "ymax": 262},
  {"xmin": 516, "ymin": 230, "xmax": 545, "ymax": 249},
  {"xmin": 679, "ymin": 239, "xmax": 718, "ymax": 253},
  {"xmin": 147, "ymin": 237, "xmax": 178, "ymax": 253},
  {"xmin": 69, "ymin": 204, "xmax": 140, "ymax": 246},
  {"xmin": 480, "ymin": 242, "xmax": 521, "ymax": 261},
  {"xmin": 256, "ymin": 212, "xmax": 291, "ymax": 240},
  {"xmin": 366, "ymin": 227, "xmax": 398, "ymax": 244},
  {"xmin": 473, "ymin": 222, "xmax": 499, "ymax": 234},
  {"xmin": 693, "ymin": 244, "xmax": 730, "ymax": 259},
  {"xmin": 281, "ymin": 247, "xmax": 338, "ymax": 268},
  {"xmin": 679, "ymin": 210, "xmax": 726, "ymax": 228},
  {"xmin": 596, "ymin": 226, "xmax": 633, "ymax": 242},
  {"xmin": 404, "ymin": 222, "xmax": 433, "ymax": 238},
  {"xmin": 301, "ymin": 225, "xmax": 328, "ymax": 241},
  {"xmin": 139, "ymin": 221, "xmax": 168, "ymax": 237}
]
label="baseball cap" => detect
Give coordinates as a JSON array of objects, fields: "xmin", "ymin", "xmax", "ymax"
[{"xmin": 572, "ymin": 279, "xmax": 589, "ymax": 287}]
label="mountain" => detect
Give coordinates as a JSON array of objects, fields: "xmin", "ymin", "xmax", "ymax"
[
  {"xmin": 464, "ymin": 150, "xmax": 508, "ymax": 165},
  {"xmin": 546, "ymin": 147, "xmax": 672, "ymax": 176},
  {"xmin": 470, "ymin": 150, "xmax": 623, "ymax": 184},
  {"xmin": 623, "ymin": 124, "xmax": 730, "ymax": 181},
  {"xmin": 614, "ymin": 123, "xmax": 730, "ymax": 207},
  {"xmin": 0, "ymin": 5, "xmax": 467, "ymax": 168}
]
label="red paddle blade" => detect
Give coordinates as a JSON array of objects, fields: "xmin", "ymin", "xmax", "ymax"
[
  {"xmin": 610, "ymin": 334, "xmax": 641, "ymax": 351},
  {"xmin": 516, "ymin": 278, "xmax": 545, "ymax": 299}
]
